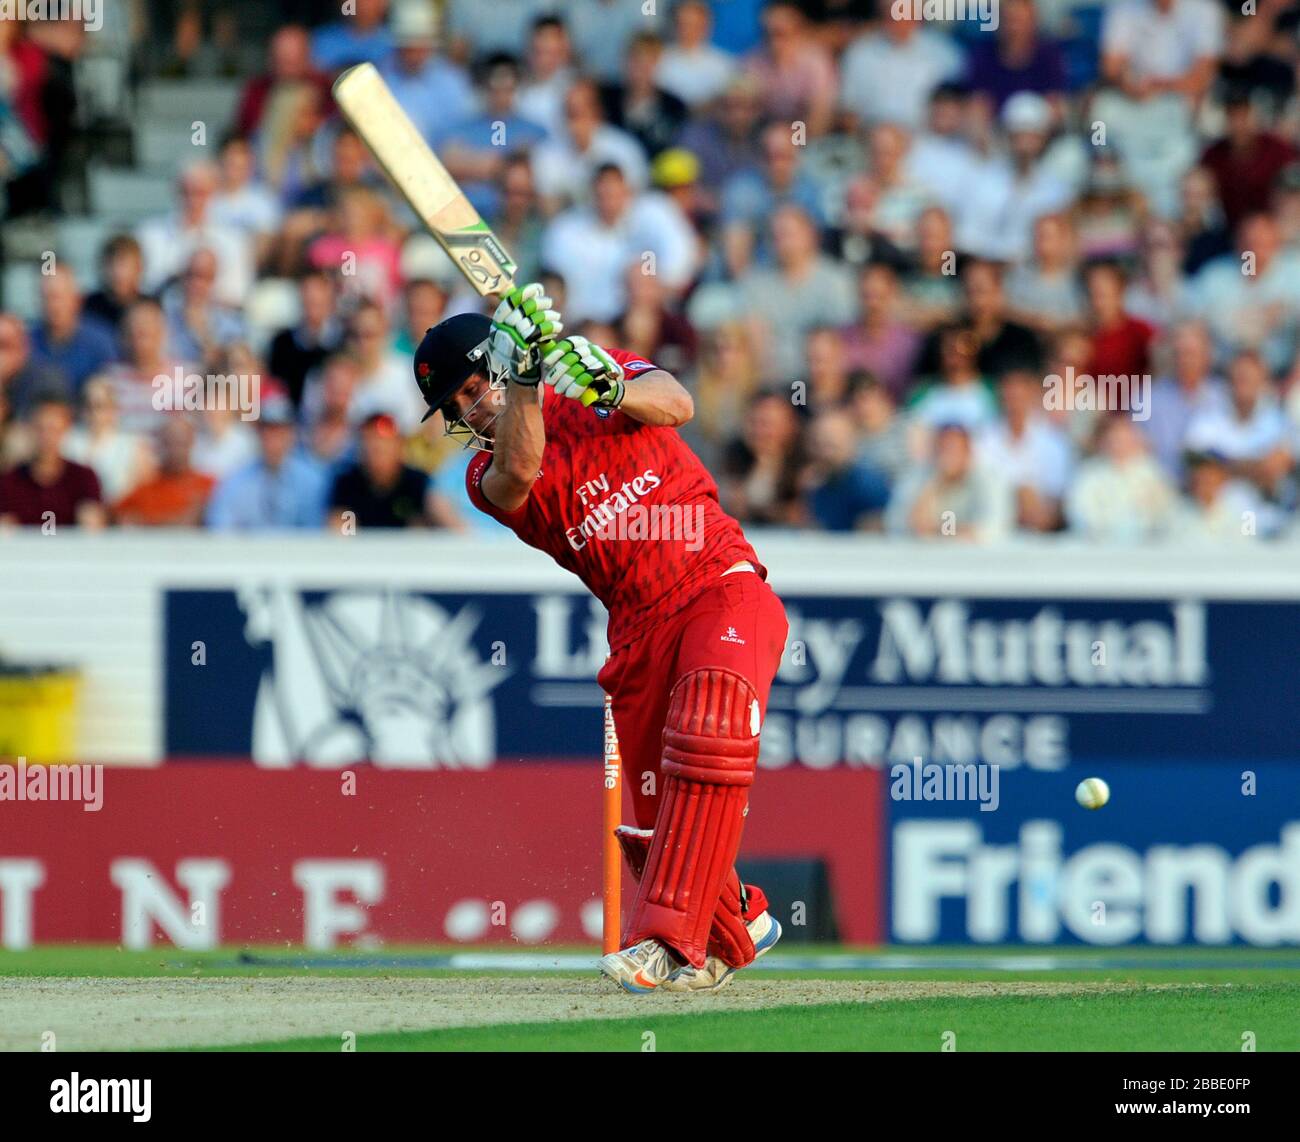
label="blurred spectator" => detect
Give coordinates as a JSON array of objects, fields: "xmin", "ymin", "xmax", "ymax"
[
  {"xmin": 656, "ymin": 0, "xmax": 736, "ymax": 109},
  {"xmin": 378, "ymin": 0, "xmax": 475, "ymax": 144},
  {"xmin": 531, "ymin": 78, "xmax": 648, "ymax": 211},
  {"xmin": 745, "ymin": 1, "xmax": 836, "ymax": 138},
  {"xmin": 541, "ymin": 163, "xmax": 697, "ymax": 325},
  {"xmin": 0, "ymin": 312, "xmax": 70, "ymax": 419},
  {"xmin": 830, "ymin": 174, "xmax": 907, "ymax": 272},
  {"xmin": 1072, "ymin": 153, "xmax": 1146, "ymax": 263},
  {"xmin": 719, "ymin": 390, "xmax": 806, "ymax": 526},
  {"xmin": 977, "ymin": 369, "xmax": 1074, "ymax": 532},
  {"xmin": 1005, "ymin": 213, "xmax": 1085, "ymax": 334},
  {"xmin": 908, "ymin": 325, "xmax": 999, "ymax": 434},
  {"xmin": 652, "ymin": 147, "xmax": 708, "ymax": 234},
  {"xmin": 268, "ymin": 270, "xmax": 343, "ymax": 409},
  {"xmin": 206, "ymin": 394, "xmax": 328, "ymax": 530},
  {"xmin": 738, "ymin": 204, "xmax": 855, "ymax": 385},
  {"xmin": 328, "ymin": 412, "xmax": 460, "ymax": 530},
  {"xmin": 956, "ymin": 92, "xmax": 1074, "ymax": 262},
  {"xmin": 1167, "ymin": 448, "xmax": 1267, "ymax": 543},
  {"xmin": 802, "ymin": 409, "xmax": 891, "ymax": 531},
  {"xmin": 1066, "ymin": 416, "xmax": 1175, "ymax": 542},
  {"xmin": 677, "ymin": 75, "xmax": 765, "ymax": 206},
  {"xmin": 394, "ymin": 278, "xmax": 448, "ymax": 356},
  {"xmin": 619, "ymin": 266, "xmax": 698, "ymax": 379},
  {"xmin": 1099, "ymin": 0, "xmax": 1224, "ymax": 213},
  {"xmin": 918, "ymin": 260, "xmax": 1041, "ymax": 379},
  {"xmin": 264, "ymin": 84, "xmax": 334, "ymax": 206},
  {"xmin": 801, "ymin": 326, "xmax": 853, "ymax": 413},
  {"xmin": 887, "ymin": 423, "xmax": 1012, "ymax": 542},
  {"xmin": 0, "ymin": 20, "xmax": 41, "ymax": 216},
  {"xmin": 1142, "ymin": 320, "xmax": 1228, "ymax": 478},
  {"xmin": 0, "ymin": 17, "xmax": 78, "ymax": 216},
  {"xmin": 517, "ymin": 14, "xmax": 576, "ymax": 139},
  {"xmin": 721, "ymin": 121, "xmax": 825, "ymax": 240},
  {"xmin": 964, "ymin": 0, "xmax": 1067, "ymax": 115},
  {"xmin": 1125, "ymin": 218, "xmax": 1191, "ymax": 331},
  {"xmin": 300, "ymin": 354, "xmax": 362, "ymax": 468},
  {"xmin": 210, "ymin": 135, "xmax": 283, "ymax": 267},
  {"xmin": 113, "ymin": 417, "xmax": 215, "ymax": 527},
  {"xmin": 1185, "ymin": 350, "xmax": 1294, "ymax": 501},
  {"xmin": 100, "ymin": 299, "xmax": 196, "ymax": 434},
  {"xmin": 490, "ymin": 154, "xmax": 546, "ymax": 284},
  {"xmin": 304, "ymin": 300, "xmax": 423, "ymax": 430},
  {"xmin": 83, "ymin": 235, "xmax": 150, "ymax": 332},
  {"xmin": 1273, "ymin": 163, "xmax": 1300, "ymax": 251},
  {"xmin": 840, "ymin": 3, "xmax": 963, "ymax": 131},
  {"xmin": 850, "ymin": 374, "xmax": 909, "ymax": 487},
  {"xmin": 1084, "ymin": 260, "xmax": 1155, "ymax": 378},
  {"xmin": 191, "ymin": 405, "xmax": 259, "ymax": 481},
  {"xmin": 1199, "ymin": 90, "xmax": 1299, "ymax": 235},
  {"xmin": 306, "ymin": 187, "xmax": 403, "ymax": 312},
  {"xmin": 234, "ymin": 25, "xmax": 332, "ymax": 139},
  {"xmin": 161, "ymin": 248, "xmax": 248, "ymax": 370},
  {"xmin": 29, "ymin": 269, "xmax": 118, "ymax": 396},
  {"xmin": 838, "ymin": 262, "xmax": 921, "ymax": 400},
  {"xmin": 1177, "ymin": 165, "xmax": 1232, "ymax": 274},
  {"xmin": 137, "ymin": 162, "xmax": 254, "ymax": 309},
  {"xmin": 63, "ymin": 378, "xmax": 152, "ymax": 505},
  {"xmin": 600, "ymin": 32, "xmax": 688, "ymax": 159},
  {"xmin": 684, "ymin": 323, "xmax": 761, "ymax": 469},
  {"xmin": 907, "ymin": 84, "xmax": 985, "ymax": 224},
  {"xmin": 900, "ymin": 207, "xmax": 963, "ymax": 331},
  {"xmin": 865, "ymin": 123, "xmax": 932, "ymax": 252},
  {"xmin": 311, "ymin": 0, "xmax": 394, "ymax": 72},
  {"xmin": 0, "ymin": 396, "xmax": 104, "ymax": 530},
  {"xmin": 438, "ymin": 54, "xmax": 548, "ymax": 219},
  {"xmin": 1192, "ymin": 211, "xmax": 1300, "ymax": 373}
]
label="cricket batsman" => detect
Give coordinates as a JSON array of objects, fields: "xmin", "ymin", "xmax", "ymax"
[{"xmin": 413, "ymin": 284, "xmax": 789, "ymax": 992}]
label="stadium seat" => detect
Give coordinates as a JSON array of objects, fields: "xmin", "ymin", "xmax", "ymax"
[
  {"xmin": 136, "ymin": 80, "xmax": 243, "ymax": 132},
  {"xmin": 134, "ymin": 123, "xmax": 209, "ymax": 175},
  {"xmin": 1, "ymin": 262, "xmax": 43, "ymax": 320},
  {"xmin": 55, "ymin": 217, "xmax": 117, "ymax": 284},
  {"xmin": 87, "ymin": 166, "xmax": 175, "ymax": 224}
]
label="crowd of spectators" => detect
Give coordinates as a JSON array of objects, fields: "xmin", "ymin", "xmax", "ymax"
[{"xmin": 3, "ymin": 0, "xmax": 1300, "ymax": 542}]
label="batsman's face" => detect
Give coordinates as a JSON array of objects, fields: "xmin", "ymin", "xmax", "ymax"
[{"xmin": 442, "ymin": 371, "xmax": 506, "ymax": 447}]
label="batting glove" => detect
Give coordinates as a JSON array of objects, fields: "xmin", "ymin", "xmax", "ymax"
[
  {"xmin": 541, "ymin": 336, "xmax": 626, "ymax": 408},
  {"xmin": 489, "ymin": 283, "xmax": 563, "ymax": 385}
]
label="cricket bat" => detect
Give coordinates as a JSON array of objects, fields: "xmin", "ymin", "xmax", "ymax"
[
  {"xmin": 333, "ymin": 62, "xmax": 613, "ymax": 400},
  {"xmin": 332, "ymin": 62, "xmax": 518, "ymax": 297}
]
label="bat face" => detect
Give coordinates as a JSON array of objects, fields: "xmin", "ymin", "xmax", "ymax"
[{"xmin": 332, "ymin": 63, "xmax": 518, "ymax": 296}]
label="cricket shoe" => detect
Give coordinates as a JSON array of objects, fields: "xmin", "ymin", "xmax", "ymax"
[
  {"xmin": 599, "ymin": 938, "xmax": 682, "ymax": 993},
  {"xmin": 660, "ymin": 911, "xmax": 783, "ymax": 993}
]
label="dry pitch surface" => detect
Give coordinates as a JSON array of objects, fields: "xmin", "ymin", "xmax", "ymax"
[{"xmin": 0, "ymin": 977, "xmax": 1159, "ymax": 1051}]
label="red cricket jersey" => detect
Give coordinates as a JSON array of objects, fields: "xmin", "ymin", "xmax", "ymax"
[{"xmin": 466, "ymin": 349, "xmax": 765, "ymax": 652}]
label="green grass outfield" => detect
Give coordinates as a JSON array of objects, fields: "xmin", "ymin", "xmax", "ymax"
[{"xmin": 2, "ymin": 945, "xmax": 1297, "ymax": 1052}]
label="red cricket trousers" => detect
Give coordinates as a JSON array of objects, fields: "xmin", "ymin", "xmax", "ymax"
[{"xmin": 596, "ymin": 568, "xmax": 789, "ymax": 961}]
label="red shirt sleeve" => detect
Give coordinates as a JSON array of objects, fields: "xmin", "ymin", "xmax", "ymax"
[
  {"xmin": 465, "ymin": 450, "xmax": 529, "ymax": 522},
  {"xmin": 607, "ymin": 348, "xmax": 659, "ymax": 377}
]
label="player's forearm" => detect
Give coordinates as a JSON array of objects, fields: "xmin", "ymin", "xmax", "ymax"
[
  {"xmin": 615, "ymin": 370, "xmax": 694, "ymax": 427},
  {"xmin": 485, "ymin": 382, "xmax": 545, "ymax": 505}
]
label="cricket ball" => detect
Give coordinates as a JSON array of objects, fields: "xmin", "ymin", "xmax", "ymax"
[{"xmin": 1075, "ymin": 777, "xmax": 1110, "ymax": 810}]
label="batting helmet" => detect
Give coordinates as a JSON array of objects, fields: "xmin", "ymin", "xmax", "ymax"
[{"xmin": 413, "ymin": 312, "xmax": 495, "ymax": 423}]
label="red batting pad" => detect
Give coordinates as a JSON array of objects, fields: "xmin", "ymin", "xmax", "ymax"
[
  {"xmin": 616, "ymin": 824, "xmax": 767, "ymax": 967},
  {"xmin": 625, "ymin": 669, "xmax": 760, "ymax": 967}
]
